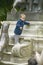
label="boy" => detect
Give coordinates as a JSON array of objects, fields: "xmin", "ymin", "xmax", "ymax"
[{"xmin": 14, "ymin": 14, "xmax": 30, "ymax": 43}]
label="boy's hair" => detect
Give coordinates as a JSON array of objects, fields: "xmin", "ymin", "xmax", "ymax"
[{"xmin": 20, "ymin": 14, "xmax": 26, "ymax": 18}]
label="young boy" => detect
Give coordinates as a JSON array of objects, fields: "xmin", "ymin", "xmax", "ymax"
[{"xmin": 14, "ymin": 13, "xmax": 30, "ymax": 43}]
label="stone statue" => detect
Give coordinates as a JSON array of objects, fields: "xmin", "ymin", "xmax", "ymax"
[
  {"xmin": 13, "ymin": 0, "xmax": 22, "ymax": 11},
  {"xmin": 33, "ymin": 0, "xmax": 39, "ymax": 4},
  {"xmin": 7, "ymin": 0, "xmax": 43, "ymax": 20},
  {"xmin": 32, "ymin": 0, "xmax": 43, "ymax": 12},
  {"xmin": 0, "ymin": 22, "xmax": 10, "ymax": 60},
  {"xmin": 11, "ymin": 42, "xmax": 33, "ymax": 58}
]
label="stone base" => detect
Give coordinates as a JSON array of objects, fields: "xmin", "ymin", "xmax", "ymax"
[{"xmin": 11, "ymin": 57, "xmax": 28, "ymax": 63}]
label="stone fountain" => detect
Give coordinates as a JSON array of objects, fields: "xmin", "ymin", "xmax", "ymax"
[{"xmin": 0, "ymin": 21, "xmax": 43, "ymax": 65}]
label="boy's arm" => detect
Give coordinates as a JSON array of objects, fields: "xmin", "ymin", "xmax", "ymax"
[{"xmin": 24, "ymin": 21, "xmax": 30, "ymax": 25}]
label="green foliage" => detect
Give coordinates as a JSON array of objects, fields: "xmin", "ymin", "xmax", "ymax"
[
  {"xmin": 0, "ymin": 0, "xmax": 14, "ymax": 21},
  {"xmin": 0, "ymin": 0, "xmax": 14, "ymax": 11},
  {"xmin": 0, "ymin": 8, "xmax": 6, "ymax": 21},
  {"xmin": 0, "ymin": 22, "xmax": 2, "ymax": 28}
]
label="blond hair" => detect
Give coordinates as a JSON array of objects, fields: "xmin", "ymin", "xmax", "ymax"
[{"xmin": 20, "ymin": 14, "xmax": 26, "ymax": 19}]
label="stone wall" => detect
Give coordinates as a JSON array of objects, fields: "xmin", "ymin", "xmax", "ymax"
[
  {"xmin": 7, "ymin": 0, "xmax": 43, "ymax": 21},
  {"xmin": 7, "ymin": 11, "xmax": 43, "ymax": 21}
]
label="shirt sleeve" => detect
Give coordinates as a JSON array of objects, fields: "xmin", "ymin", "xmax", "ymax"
[{"xmin": 24, "ymin": 21, "xmax": 30, "ymax": 25}]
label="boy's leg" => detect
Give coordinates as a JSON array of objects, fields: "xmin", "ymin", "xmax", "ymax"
[{"xmin": 14, "ymin": 34, "xmax": 20, "ymax": 44}]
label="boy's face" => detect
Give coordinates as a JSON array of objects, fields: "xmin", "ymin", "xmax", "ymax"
[{"xmin": 21, "ymin": 16, "xmax": 26, "ymax": 21}]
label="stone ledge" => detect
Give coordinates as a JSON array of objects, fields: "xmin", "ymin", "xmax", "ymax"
[
  {"xmin": 1, "ymin": 61, "xmax": 28, "ymax": 65},
  {"xmin": 3, "ymin": 51, "xmax": 11, "ymax": 55},
  {"xmin": 9, "ymin": 34, "xmax": 43, "ymax": 38},
  {"xmin": 1, "ymin": 21, "xmax": 43, "ymax": 24}
]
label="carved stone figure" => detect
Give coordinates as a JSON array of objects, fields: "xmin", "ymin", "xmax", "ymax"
[
  {"xmin": 11, "ymin": 42, "xmax": 33, "ymax": 57},
  {"xmin": 32, "ymin": 0, "xmax": 43, "ymax": 12},
  {"xmin": 7, "ymin": 0, "xmax": 43, "ymax": 20},
  {"xmin": 0, "ymin": 22, "xmax": 10, "ymax": 60}
]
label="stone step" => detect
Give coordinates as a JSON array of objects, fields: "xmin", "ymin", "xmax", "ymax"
[
  {"xmin": 8, "ymin": 21, "xmax": 43, "ymax": 24},
  {"xmin": 8, "ymin": 21, "xmax": 43, "ymax": 36},
  {"xmin": 2, "ymin": 52, "xmax": 11, "ymax": 61},
  {"xmin": 9, "ymin": 33, "xmax": 43, "ymax": 38},
  {"xmin": 2, "ymin": 51, "xmax": 29, "ymax": 64},
  {"xmin": 1, "ymin": 61, "xmax": 15, "ymax": 65},
  {"xmin": 1, "ymin": 61, "xmax": 28, "ymax": 65},
  {"xmin": 3, "ymin": 51, "xmax": 11, "ymax": 55},
  {"xmin": 10, "ymin": 57, "xmax": 28, "ymax": 64},
  {"xmin": 9, "ymin": 34, "xmax": 43, "ymax": 48},
  {"xmin": 24, "ymin": 37, "xmax": 43, "ymax": 41}
]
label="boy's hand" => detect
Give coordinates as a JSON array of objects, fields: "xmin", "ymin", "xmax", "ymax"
[
  {"xmin": 27, "ymin": 23, "xmax": 30, "ymax": 26},
  {"xmin": 20, "ymin": 27, "xmax": 23, "ymax": 30}
]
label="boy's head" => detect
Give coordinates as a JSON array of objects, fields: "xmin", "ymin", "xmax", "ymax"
[{"xmin": 20, "ymin": 14, "xmax": 26, "ymax": 21}]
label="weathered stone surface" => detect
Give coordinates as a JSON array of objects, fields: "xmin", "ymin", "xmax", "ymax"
[
  {"xmin": 0, "ymin": 22, "xmax": 9, "ymax": 52},
  {"xmin": 0, "ymin": 21, "xmax": 43, "ymax": 65},
  {"xmin": 7, "ymin": 0, "xmax": 43, "ymax": 21},
  {"xmin": 11, "ymin": 42, "xmax": 32, "ymax": 57}
]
